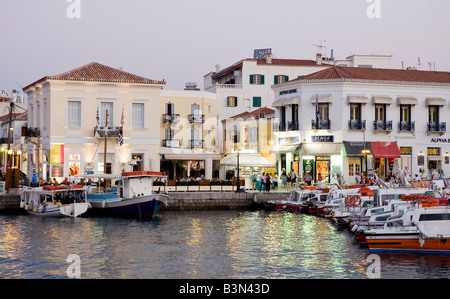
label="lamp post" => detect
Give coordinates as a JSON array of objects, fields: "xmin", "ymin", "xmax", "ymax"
[
  {"xmin": 362, "ymin": 149, "xmax": 371, "ymax": 177},
  {"xmin": 235, "ymin": 151, "xmax": 241, "ymax": 193}
]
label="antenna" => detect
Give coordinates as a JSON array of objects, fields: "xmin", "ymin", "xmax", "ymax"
[{"xmin": 312, "ymin": 39, "xmax": 327, "ymax": 55}]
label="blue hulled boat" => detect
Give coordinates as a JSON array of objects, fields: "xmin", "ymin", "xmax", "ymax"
[{"xmin": 80, "ymin": 171, "xmax": 168, "ymax": 219}]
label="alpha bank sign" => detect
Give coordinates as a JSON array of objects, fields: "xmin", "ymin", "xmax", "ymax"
[{"xmin": 431, "ymin": 138, "xmax": 450, "ymax": 143}]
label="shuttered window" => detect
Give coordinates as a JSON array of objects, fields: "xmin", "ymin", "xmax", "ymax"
[
  {"xmin": 68, "ymin": 100, "xmax": 81, "ymax": 127},
  {"xmin": 253, "ymin": 97, "xmax": 261, "ymax": 107},
  {"xmin": 249, "ymin": 74, "xmax": 265, "ymax": 85},
  {"xmin": 132, "ymin": 103, "xmax": 144, "ymax": 128}
]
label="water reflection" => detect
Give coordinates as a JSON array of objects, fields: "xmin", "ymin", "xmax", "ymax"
[{"xmin": 2, "ymin": 211, "xmax": 450, "ymax": 278}]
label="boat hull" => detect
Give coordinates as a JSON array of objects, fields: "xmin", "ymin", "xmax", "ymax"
[
  {"xmin": 87, "ymin": 194, "xmax": 167, "ymax": 219},
  {"xmin": 366, "ymin": 232, "xmax": 450, "ymax": 254}
]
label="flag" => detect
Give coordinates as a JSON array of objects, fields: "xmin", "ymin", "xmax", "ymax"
[
  {"xmin": 315, "ymin": 93, "xmax": 319, "ymax": 129},
  {"xmin": 96, "ymin": 107, "xmax": 100, "ymax": 126},
  {"xmin": 118, "ymin": 132, "xmax": 124, "ymax": 146},
  {"xmin": 121, "ymin": 105, "xmax": 124, "ymax": 126}
]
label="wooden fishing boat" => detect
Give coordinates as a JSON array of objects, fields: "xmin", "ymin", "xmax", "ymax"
[
  {"xmin": 21, "ymin": 185, "xmax": 90, "ymax": 218},
  {"xmin": 81, "ymin": 172, "xmax": 169, "ymax": 219}
]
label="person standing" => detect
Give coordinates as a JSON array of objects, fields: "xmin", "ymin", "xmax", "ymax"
[
  {"xmin": 304, "ymin": 172, "xmax": 312, "ymax": 186},
  {"xmin": 290, "ymin": 170, "xmax": 297, "ymax": 189},
  {"xmin": 286, "ymin": 173, "xmax": 291, "ymax": 191},
  {"xmin": 265, "ymin": 173, "xmax": 271, "ymax": 192},
  {"xmin": 260, "ymin": 172, "xmax": 266, "ymax": 192}
]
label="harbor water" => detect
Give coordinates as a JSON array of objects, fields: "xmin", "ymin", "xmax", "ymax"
[{"xmin": 1, "ymin": 210, "xmax": 450, "ymax": 279}]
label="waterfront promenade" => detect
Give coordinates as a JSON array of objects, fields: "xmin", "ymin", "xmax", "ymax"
[{"xmin": 0, "ymin": 188, "xmax": 291, "ymax": 213}]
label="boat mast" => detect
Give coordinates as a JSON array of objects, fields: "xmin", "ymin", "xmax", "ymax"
[{"xmin": 104, "ymin": 109, "xmax": 109, "ymax": 190}]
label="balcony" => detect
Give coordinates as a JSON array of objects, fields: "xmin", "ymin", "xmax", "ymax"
[
  {"xmin": 348, "ymin": 120, "xmax": 366, "ymax": 131},
  {"xmin": 427, "ymin": 122, "xmax": 446, "ymax": 135},
  {"xmin": 188, "ymin": 114, "xmax": 205, "ymax": 124},
  {"xmin": 163, "ymin": 114, "xmax": 180, "ymax": 124},
  {"xmin": 26, "ymin": 127, "xmax": 41, "ymax": 137},
  {"xmin": 189, "ymin": 139, "xmax": 204, "ymax": 149},
  {"xmin": 94, "ymin": 126, "xmax": 123, "ymax": 138},
  {"xmin": 311, "ymin": 119, "xmax": 331, "ymax": 130},
  {"xmin": 163, "ymin": 139, "xmax": 180, "ymax": 148},
  {"xmin": 373, "ymin": 120, "xmax": 392, "ymax": 132},
  {"xmin": 398, "ymin": 121, "xmax": 415, "ymax": 132},
  {"xmin": 288, "ymin": 121, "xmax": 299, "ymax": 131}
]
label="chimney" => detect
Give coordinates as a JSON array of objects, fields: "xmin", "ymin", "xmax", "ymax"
[
  {"xmin": 266, "ymin": 51, "xmax": 272, "ymax": 64},
  {"xmin": 316, "ymin": 53, "xmax": 323, "ymax": 65}
]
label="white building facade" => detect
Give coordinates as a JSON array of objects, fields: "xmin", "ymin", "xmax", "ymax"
[{"xmin": 272, "ymin": 66, "xmax": 450, "ymax": 184}]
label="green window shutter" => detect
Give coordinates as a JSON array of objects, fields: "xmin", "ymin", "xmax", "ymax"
[
  {"xmin": 274, "ymin": 75, "xmax": 278, "ymax": 85},
  {"xmin": 285, "ymin": 75, "xmax": 289, "ymax": 82},
  {"xmin": 260, "ymin": 75, "xmax": 265, "ymax": 85},
  {"xmin": 235, "ymin": 97, "xmax": 238, "ymax": 107},
  {"xmin": 250, "ymin": 75, "xmax": 254, "ymax": 84},
  {"xmin": 253, "ymin": 97, "xmax": 261, "ymax": 107}
]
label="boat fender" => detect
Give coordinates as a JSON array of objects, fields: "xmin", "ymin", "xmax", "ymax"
[
  {"xmin": 419, "ymin": 233, "xmax": 426, "ymax": 247},
  {"xmin": 102, "ymin": 199, "xmax": 106, "ymax": 209}
]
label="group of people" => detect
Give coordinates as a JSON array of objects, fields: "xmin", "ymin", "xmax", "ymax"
[
  {"xmin": 31, "ymin": 172, "xmax": 70, "ymax": 187},
  {"xmin": 250, "ymin": 170, "xmax": 318, "ymax": 192}
]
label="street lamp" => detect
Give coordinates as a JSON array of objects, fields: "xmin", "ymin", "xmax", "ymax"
[
  {"xmin": 362, "ymin": 149, "xmax": 371, "ymax": 177},
  {"xmin": 235, "ymin": 151, "xmax": 241, "ymax": 193}
]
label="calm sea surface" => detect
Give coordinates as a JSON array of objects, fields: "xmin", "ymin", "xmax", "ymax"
[{"xmin": 1, "ymin": 210, "xmax": 450, "ymax": 279}]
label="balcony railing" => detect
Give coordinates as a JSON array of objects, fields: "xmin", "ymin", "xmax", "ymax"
[
  {"xmin": 94, "ymin": 126, "xmax": 123, "ymax": 138},
  {"xmin": 188, "ymin": 114, "xmax": 205, "ymax": 124},
  {"xmin": 189, "ymin": 139, "xmax": 204, "ymax": 149},
  {"xmin": 398, "ymin": 121, "xmax": 415, "ymax": 132},
  {"xmin": 373, "ymin": 120, "xmax": 392, "ymax": 132},
  {"xmin": 288, "ymin": 121, "xmax": 299, "ymax": 131},
  {"xmin": 311, "ymin": 119, "xmax": 331, "ymax": 130},
  {"xmin": 427, "ymin": 122, "xmax": 446, "ymax": 133},
  {"xmin": 163, "ymin": 139, "xmax": 180, "ymax": 148},
  {"xmin": 348, "ymin": 119, "xmax": 366, "ymax": 130},
  {"xmin": 163, "ymin": 114, "xmax": 180, "ymax": 124},
  {"xmin": 27, "ymin": 127, "xmax": 41, "ymax": 138}
]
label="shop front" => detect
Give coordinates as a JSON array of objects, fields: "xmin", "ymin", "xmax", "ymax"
[
  {"xmin": 220, "ymin": 152, "xmax": 275, "ymax": 190},
  {"xmin": 300, "ymin": 136, "xmax": 342, "ymax": 184},
  {"xmin": 370, "ymin": 141, "xmax": 401, "ymax": 179}
]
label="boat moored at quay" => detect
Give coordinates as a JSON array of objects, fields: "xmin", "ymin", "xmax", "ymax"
[
  {"xmin": 265, "ymin": 176, "xmax": 450, "ymax": 254},
  {"xmin": 78, "ymin": 171, "xmax": 169, "ymax": 219}
]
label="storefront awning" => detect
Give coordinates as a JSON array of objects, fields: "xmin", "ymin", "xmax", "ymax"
[
  {"xmin": 370, "ymin": 142, "xmax": 401, "ymax": 159},
  {"xmin": 343, "ymin": 141, "xmax": 372, "ymax": 156},
  {"xmin": 220, "ymin": 153, "xmax": 275, "ymax": 168},
  {"xmin": 301, "ymin": 143, "xmax": 341, "ymax": 156},
  {"xmin": 272, "ymin": 97, "xmax": 300, "ymax": 107},
  {"xmin": 270, "ymin": 144, "xmax": 298, "ymax": 153}
]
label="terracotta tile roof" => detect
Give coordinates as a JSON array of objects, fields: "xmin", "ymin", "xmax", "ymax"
[
  {"xmin": 295, "ymin": 66, "xmax": 450, "ymax": 84},
  {"xmin": 0, "ymin": 111, "xmax": 28, "ymax": 122},
  {"xmin": 24, "ymin": 62, "xmax": 165, "ymax": 90},
  {"xmin": 227, "ymin": 107, "xmax": 275, "ymax": 120}
]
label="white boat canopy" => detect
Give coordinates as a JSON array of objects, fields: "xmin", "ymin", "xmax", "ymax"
[{"xmin": 220, "ymin": 153, "xmax": 275, "ymax": 168}]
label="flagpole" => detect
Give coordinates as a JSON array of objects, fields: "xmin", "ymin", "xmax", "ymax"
[{"xmin": 104, "ymin": 109, "xmax": 108, "ymax": 190}]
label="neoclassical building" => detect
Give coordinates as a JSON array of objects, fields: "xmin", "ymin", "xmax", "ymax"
[
  {"xmin": 23, "ymin": 62, "xmax": 220, "ymax": 182},
  {"xmin": 272, "ymin": 66, "xmax": 450, "ymax": 184}
]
